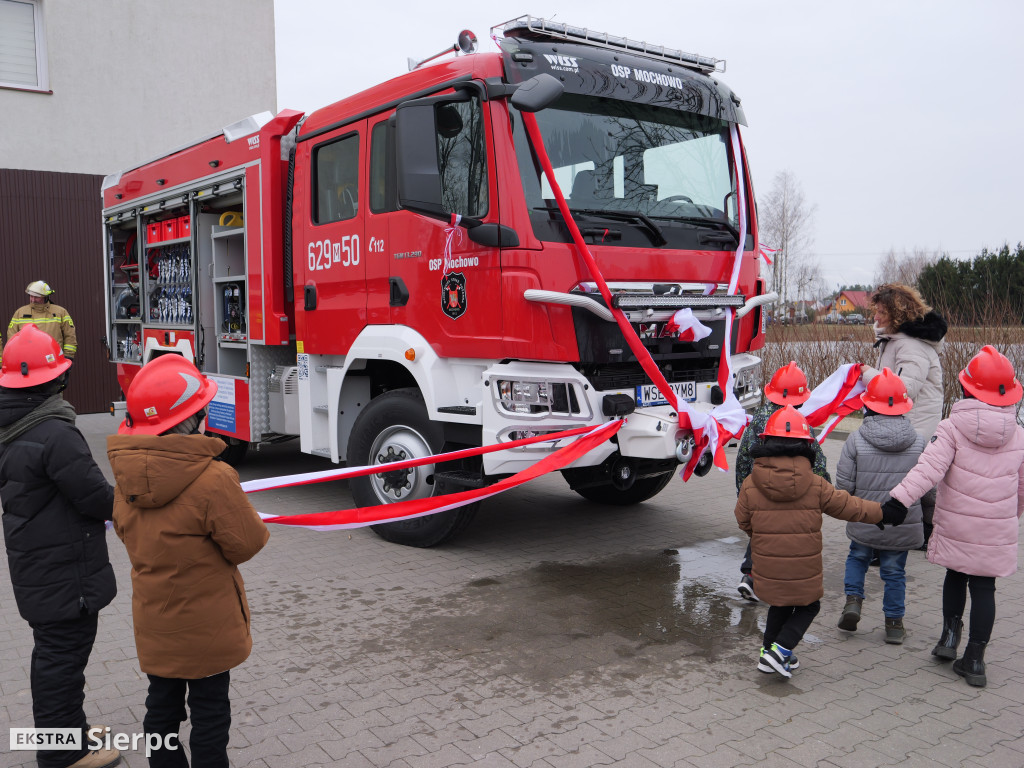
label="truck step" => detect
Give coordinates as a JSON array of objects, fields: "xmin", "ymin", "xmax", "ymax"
[
  {"xmin": 311, "ymin": 448, "xmax": 332, "ymax": 458},
  {"xmin": 433, "ymin": 469, "xmax": 487, "ymax": 492},
  {"xmin": 313, "ymin": 404, "xmax": 330, "ymax": 412},
  {"xmin": 437, "ymin": 405, "xmax": 476, "ymax": 415}
]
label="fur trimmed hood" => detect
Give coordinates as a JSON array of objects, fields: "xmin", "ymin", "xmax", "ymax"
[{"xmin": 895, "ymin": 310, "xmax": 948, "ymax": 343}]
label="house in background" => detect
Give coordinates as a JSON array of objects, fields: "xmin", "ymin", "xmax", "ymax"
[
  {"xmin": 0, "ymin": 0, "xmax": 276, "ymax": 412},
  {"xmin": 836, "ymin": 290, "xmax": 870, "ymax": 316}
]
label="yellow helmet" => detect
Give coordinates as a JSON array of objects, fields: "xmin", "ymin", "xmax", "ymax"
[{"xmin": 26, "ymin": 280, "xmax": 54, "ymax": 298}]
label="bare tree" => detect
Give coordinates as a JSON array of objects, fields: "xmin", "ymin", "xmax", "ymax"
[
  {"xmin": 758, "ymin": 171, "xmax": 817, "ymax": 305},
  {"xmin": 873, "ymin": 247, "xmax": 941, "ymax": 287},
  {"xmin": 791, "ymin": 257, "xmax": 827, "ymax": 303}
]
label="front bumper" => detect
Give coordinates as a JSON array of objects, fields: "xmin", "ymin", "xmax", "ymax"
[{"xmin": 480, "ymin": 356, "xmax": 761, "ymax": 476}]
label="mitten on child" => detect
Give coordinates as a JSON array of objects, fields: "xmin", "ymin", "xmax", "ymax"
[{"xmin": 877, "ymin": 497, "xmax": 908, "ymax": 530}]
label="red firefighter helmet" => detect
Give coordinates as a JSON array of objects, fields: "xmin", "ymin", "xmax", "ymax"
[
  {"xmin": 958, "ymin": 345, "xmax": 1023, "ymax": 406},
  {"xmin": 120, "ymin": 354, "xmax": 218, "ymax": 435},
  {"xmin": 862, "ymin": 367, "xmax": 913, "ymax": 415},
  {"xmin": 760, "ymin": 405, "xmax": 814, "ymax": 440},
  {"xmin": 0, "ymin": 324, "xmax": 72, "ymax": 388},
  {"xmin": 763, "ymin": 361, "xmax": 810, "ymax": 405}
]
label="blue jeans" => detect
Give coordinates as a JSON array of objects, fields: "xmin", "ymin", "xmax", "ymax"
[{"xmin": 844, "ymin": 542, "xmax": 908, "ymax": 619}]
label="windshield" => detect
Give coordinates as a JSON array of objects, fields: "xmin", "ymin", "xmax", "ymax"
[{"xmin": 512, "ymin": 93, "xmax": 743, "ymax": 249}]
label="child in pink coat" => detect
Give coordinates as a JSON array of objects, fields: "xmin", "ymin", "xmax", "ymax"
[{"xmin": 889, "ymin": 346, "xmax": 1024, "ymax": 687}]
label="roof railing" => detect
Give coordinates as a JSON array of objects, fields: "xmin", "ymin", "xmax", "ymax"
[{"xmin": 493, "ymin": 15, "xmax": 725, "ymax": 74}]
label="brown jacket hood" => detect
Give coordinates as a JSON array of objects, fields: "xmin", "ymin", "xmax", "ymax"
[
  {"xmin": 107, "ymin": 434, "xmax": 226, "ymax": 507},
  {"xmin": 749, "ymin": 454, "xmax": 815, "ymax": 503}
]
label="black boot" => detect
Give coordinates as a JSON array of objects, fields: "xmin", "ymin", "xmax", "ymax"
[
  {"xmin": 931, "ymin": 616, "xmax": 963, "ymax": 660},
  {"xmin": 953, "ymin": 640, "xmax": 987, "ymax": 687}
]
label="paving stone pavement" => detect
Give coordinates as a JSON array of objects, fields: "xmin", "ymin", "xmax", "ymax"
[{"xmin": 2, "ymin": 413, "xmax": 1023, "ymax": 767}]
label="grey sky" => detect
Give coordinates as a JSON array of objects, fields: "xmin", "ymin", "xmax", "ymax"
[{"xmin": 274, "ymin": 1, "xmax": 1023, "ymax": 290}]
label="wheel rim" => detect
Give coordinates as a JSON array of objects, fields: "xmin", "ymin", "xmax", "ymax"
[{"xmin": 367, "ymin": 425, "xmax": 435, "ymax": 504}]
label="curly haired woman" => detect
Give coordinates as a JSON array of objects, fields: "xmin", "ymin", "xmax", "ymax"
[{"xmin": 861, "ymin": 284, "xmax": 948, "ymax": 440}]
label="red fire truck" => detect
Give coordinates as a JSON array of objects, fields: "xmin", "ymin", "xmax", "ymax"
[{"xmin": 101, "ymin": 16, "xmax": 771, "ymax": 546}]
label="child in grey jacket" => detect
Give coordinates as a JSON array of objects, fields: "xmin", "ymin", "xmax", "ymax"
[{"xmin": 835, "ymin": 368, "xmax": 931, "ymax": 644}]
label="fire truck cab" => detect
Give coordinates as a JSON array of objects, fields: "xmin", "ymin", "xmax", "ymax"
[{"xmin": 101, "ymin": 17, "xmax": 768, "ymax": 546}]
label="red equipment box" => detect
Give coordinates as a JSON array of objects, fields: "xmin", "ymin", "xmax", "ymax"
[{"xmin": 162, "ymin": 218, "xmax": 179, "ymax": 241}]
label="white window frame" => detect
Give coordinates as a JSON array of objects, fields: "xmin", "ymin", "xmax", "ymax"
[{"xmin": 0, "ymin": 0, "xmax": 49, "ymax": 92}]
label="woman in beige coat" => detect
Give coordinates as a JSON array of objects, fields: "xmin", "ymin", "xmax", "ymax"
[{"xmin": 861, "ymin": 284, "xmax": 948, "ymax": 440}]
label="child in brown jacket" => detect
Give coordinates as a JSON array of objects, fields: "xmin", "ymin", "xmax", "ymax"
[
  {"xmin": 108, "ymin": 355, "xmax": 269, "ymax": 767},
  {"xmin": 735, "ymin": 406, "xmax": 905, "ymax": 678}
]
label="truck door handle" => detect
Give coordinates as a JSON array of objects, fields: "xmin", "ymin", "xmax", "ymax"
[
  {"xmin": 304, "ymin": 285, "xmax": 317, "ymax": 310},
  {"xmin": 389, "ymin": 277, "xmax": 409, "ymax": 307}
]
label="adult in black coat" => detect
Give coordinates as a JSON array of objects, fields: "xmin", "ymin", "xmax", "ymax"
[{"xmin": 0, "ymin": 325, "xmax": 118, "ymax": 768}]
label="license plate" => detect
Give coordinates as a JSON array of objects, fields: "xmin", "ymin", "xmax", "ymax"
[{"xmin": 635, "ymin": 381, "xmax": 696, "ymax": 407}]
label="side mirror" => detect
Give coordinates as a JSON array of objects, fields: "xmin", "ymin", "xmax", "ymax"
[
  {"xmin": 510, "ymin": 73, "xmax": 564, "ymax": 113},
  {"xmin": 395, "ymin": 95, "xmax": 470, "ymax": 219}
]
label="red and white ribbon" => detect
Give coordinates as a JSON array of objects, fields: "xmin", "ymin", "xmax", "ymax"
[
  {"xmin": 798, "ymin": 363, "xmax": 866, "ymax": 442},
  {"xmin": 443, "ymin": 215, "xmax": 464, "ymax": 275},
  {"xmin": 679, "ymin": 123, "xmax": 750, "ymax": 478},
  {"xmin": 241, "ymin": 423, "xmax": 602, "ymax": 494},
  {"xmin": 664, "ymin": 308, "xmax": 712, "ymax": 343},
  {"xmin": 256, "ymin": 420, "xmax": 621, "ymax": 530}
]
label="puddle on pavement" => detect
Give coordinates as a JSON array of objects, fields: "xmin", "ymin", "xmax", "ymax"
[
  {"xmin": 251, "ymin": 538, "xmax": 834, "ymax": 689},
  {"xmin": 355, "ymin": 538, "xmax": 775, "ymax": 686}
]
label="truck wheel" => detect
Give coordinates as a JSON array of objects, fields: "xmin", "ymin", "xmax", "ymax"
[
  {"xmin": 569, "ymin": 470, "xmax": 674, "ymax": 506},
  {"xmin": 347, "ymin": 388, "xmax": 477, "ymax": 547}
]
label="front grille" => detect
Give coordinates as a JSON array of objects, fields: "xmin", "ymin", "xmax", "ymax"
[{"xmin": 586, "ymin": 365, "xmax": 718, "ymax": 392}]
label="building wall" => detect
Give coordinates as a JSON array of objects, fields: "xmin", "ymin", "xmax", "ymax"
[
  {"xmin": 1, "ymin": 0, "xmax": 277, "ymax": 412},
  {"xmin": 2, "ymin": 0, "xmax": 277, "ymax": 176},
  {"xmin": 0, "ymin": 168, "xmax": 110, "ymax": 413}
]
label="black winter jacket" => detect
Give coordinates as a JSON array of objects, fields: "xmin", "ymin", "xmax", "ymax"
[{"xmin": 0, "ymin": 391, "xmax": 115, "ymax": 623}]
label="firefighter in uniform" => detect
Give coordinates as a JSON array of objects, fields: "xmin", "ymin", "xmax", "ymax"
[{"xmin": 8, "ymin": 281, "xmax": 78, "ymax": 362}]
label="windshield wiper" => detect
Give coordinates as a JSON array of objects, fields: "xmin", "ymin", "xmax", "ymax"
[
  {"xmin": 670, "ymin": 215, "xmax": 741, "ymax": 242},
  {"xmin": 535, "ymin": 206, "xmax": 667, "ymax": 247}
]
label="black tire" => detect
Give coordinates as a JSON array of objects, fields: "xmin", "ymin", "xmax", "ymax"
[
  {"xmin": 569, "ymin": 470, "xmax": 674, "ymax": 506},
  {"xmin": 346, "ymin": 388, "xmax": 477, "ymax": 547}
]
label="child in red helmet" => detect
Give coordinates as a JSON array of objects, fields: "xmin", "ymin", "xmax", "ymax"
[
  {"xmin": 734, "ymin": 406, "xmax": 901, "ymax": 678},
  {"xmin": 835, "ymin": 368, "xmax": 933, "ymax": 644},
  {"xmin": 107, "ymin": 355, "xmax": 269, "ymax": 765},
  {"xmin": 888, "ymin": 345, "xmax": 1024, "ymax": 688},
  {"xmin": 0, "ymin": 325, "xmax": 120, "ymax": 768},
  {"xmin": 734, "ymin": 362, "xmax": 831, "ymax": 601}
]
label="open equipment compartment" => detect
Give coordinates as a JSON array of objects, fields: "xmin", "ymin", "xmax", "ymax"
[
  {"xmin": 105, "ymin": 211, "xmax": 143, "ymax": 363},
  {"xmin": 192, "ymin": 181, "xmax": 247, "ymax": 377}
]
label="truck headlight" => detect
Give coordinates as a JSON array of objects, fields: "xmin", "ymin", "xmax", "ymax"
[
  {"xmin": 733, "ymin": 362, "xmax": 762, "ymax": 396},
  {"xmin": 494, "ymin": 379, "xmax": 580, "ymax": 415}
]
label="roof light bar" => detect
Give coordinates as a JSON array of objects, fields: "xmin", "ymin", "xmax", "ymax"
[
  {"xmin": 494, "ymin": 15, "xmax": 725, "ymax": 74},
  {"xmin": 611, "ymin": 294, "xmax": 745, "ymax": 310}
]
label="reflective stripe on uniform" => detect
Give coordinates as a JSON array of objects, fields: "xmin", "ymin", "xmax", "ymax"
[{"xmin": 10, "ymin": 317, "xmax": 63, "ymax": 326}]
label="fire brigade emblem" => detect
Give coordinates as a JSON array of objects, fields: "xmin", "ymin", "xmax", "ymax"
[{"xmin": 441, "ymin": 272, "xmax": 467, "ymax": 319}]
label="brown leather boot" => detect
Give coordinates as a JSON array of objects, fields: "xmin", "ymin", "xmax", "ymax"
[{"xmin": 837, "ymin": 595, "xmax": 862, "ymax": 631}]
